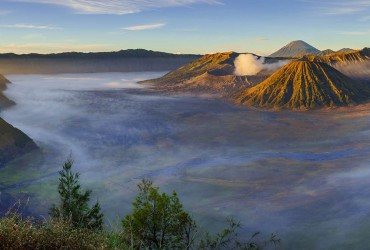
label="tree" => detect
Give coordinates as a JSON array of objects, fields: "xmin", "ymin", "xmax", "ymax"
[
  {"xmin": 121, "ymin": 179, "xmax": 197, "ymax": 249},
  {"xmin": 199, "ymin": 218, "xmax": 280, "ymax": 250},
  {"xmin": 49, "ymin": 159, "xmax": 104, "ymax": 231}
]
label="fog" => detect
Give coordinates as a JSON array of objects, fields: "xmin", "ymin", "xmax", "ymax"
[{"xmin": 2, "ymin": 72, "xmax": 370, "ymax": 249}]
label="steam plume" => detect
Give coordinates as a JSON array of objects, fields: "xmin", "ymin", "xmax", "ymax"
[{"xmin": 234, "ymin": 54, "xmax": 289, "ymax": 76}]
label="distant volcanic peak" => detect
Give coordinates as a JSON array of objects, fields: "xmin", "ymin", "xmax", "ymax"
[
  {"xmin": 315, "ymin": 49, "xmax": 336, "ymax": 56},
  {"xmin": 236, "ymin": 60, "xmax": 367, "ymax": 109},
  {"xmin": 337, "ymin": 48, "xmax": 355, "ymax": 53},
  {"xmin": 270, "ymin": 40, "xmax": 320, "ymax": 57},
  {"xmin": 284, "ymin": 40, "xmax": 314, "ymax": 49}
]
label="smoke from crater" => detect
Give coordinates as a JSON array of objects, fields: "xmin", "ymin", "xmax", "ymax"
[{"xmin": 234, "ymin": 54, "xmax": 289, "ymax": 76}]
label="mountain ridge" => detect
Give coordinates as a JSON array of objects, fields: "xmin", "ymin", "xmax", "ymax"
[
  {"xmin": 0, "ymin": 49, "xmax": 201, "ymax": 74},
  {"xmin": 144, "ymin": 52, "xmax": 278, "ymax": 95},
  {"xmin": 0, "ymin": 73, "xmax": 38, "ymax": 166},
  {"xmin": 234, "ymin": 60, "xmax": 369, "ymax": 109},
  {"xmin": 0, "ymin": 75, "xmax": 15, "ymax": 110}
]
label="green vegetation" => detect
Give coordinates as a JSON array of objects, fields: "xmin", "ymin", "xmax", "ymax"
[
  {"xmin": 0, "ymin": 213, "xmax": 120, "ymax": 249},
  {"xmin": 49, "ymin": 159, "xmax": 104, "ymax": 231},
  {"xmin": 0, "ymin": 160, "xmax": 279, "ymax": 249},
  {"xmin": 122, "ymin": 179, "xmax": 197, "ymax": 249}
]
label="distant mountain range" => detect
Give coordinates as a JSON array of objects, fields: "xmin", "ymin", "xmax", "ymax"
[
  {"xmin": 0, "ymin": 49, "xmax": 201, "ymax": 74},
  {"xmin": 269, "ymin": 40, "xmax": 355, "ymax": 57}
]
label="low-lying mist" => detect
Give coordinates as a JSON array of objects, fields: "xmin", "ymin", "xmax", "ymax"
[{"xmin": 2, "ymin": 72, "xmax": 370, "ymax": 249}]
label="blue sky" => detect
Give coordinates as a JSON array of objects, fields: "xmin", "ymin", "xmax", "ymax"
[{"xmin": 0, "ymin": 0, "xmax": 369, "ymax": 55}]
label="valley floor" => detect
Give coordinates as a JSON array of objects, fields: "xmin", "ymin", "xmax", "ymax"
[{"xmin": 1, "ymin": 72, "xmax": 370, "ymax": 249}]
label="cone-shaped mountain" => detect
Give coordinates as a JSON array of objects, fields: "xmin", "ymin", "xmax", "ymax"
[
  {"xmin": 235, "ymin": 60, "xmax": 369, "ymax": 109},
  {"xmin": 270, "ymin": 40, "xmax": 320, "ymax": 57}
]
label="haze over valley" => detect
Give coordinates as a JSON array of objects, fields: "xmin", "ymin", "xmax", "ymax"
[
  {"xmin": 2, "ymin": 71, "xmax": 370, "ymax": 249},
  {"xmin": 1, "ymin": 0, "xmax": 370, "ymax": 249}
]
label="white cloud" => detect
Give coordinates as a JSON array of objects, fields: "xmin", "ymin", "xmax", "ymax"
[
  {"xmin": 255, "ymin": 37, "xmax": 269, "ymax": 42},
  {"xmin": 0, "ymin": 42, "xmax": 109, "ymax": 54},
  {"xmin": 0, "ymin": 10, "xmax": 11, "ymax": 15},
  {"xmin": 22, "ymin": 33, "xmax": 45, "ymax": 40},
  {"xmin": 303, "ymin": 0, "xmax": 370, "ymax": 15},
  {"xmin": 122, "ymin": 23, "xmax": 166, "ymax": 31},
  {"xmin": 12, "ymin": 0, "xmax": 222, "ymax": 15},
  {"xmin": 0, "ymin": 24, "xmax": 61, "ymax": 30},
  {"xmin": 339, "ymin": 30, "xmax": 370, "ymax": 36},
  {"xmin": 323, "ymin": 7, "xmax": 364, "ymax": 15},
  {"xmin": 360, "ymin": 15, "xmax": 370, "ymax": 21}
]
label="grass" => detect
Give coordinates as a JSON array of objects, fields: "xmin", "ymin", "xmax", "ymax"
[{"xmin": 0, "ymin": 211, "xmax": 126, "ymax": 250}]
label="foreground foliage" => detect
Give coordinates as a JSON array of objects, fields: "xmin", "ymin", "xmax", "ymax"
[
  {"xmin": 122, "ymin": 179, "xmax": 197, "ymax": 249},
  {"xmin": 0, "ymin": 212, "xmax": 121, "ymax": 249},
  {"xmin": 0, "ymin": 160, "xmax": 279, "ymax": 249},
  {"xmin": 49, "ymin": 159, "xmax": 104, "ymax": 230}
]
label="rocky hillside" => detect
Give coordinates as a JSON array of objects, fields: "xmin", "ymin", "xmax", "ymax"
[
  {"xmin": 270, "ymin": 40, "xmax": 320, "ymax": 57},
  {"xmin": 234, "ymin": 59, "xmax": 369, "ymax": 109},
  {"xmin": 314, "ymin": 49, "xmax": 335, "ymax": 56},
  {"xmin": 0, "ymin": 49, "xmax": 201, "ymax": 74},
  {"xmin": 0, "ymin": 75, "xmax": 15, "ymax": 110},
  {"xmin": 316, "ymin": 48, "xmax": 370, "ymax": 65},
  {"xmin": 144, "ymin": 52, "xmax": 278, "ymax": 95},
  {"xmin": 337, "ymin": 48, "xmax": 355, "ymax": 53},
  {"xmin": 0, "ymin": 74, "xmax": 38, "ymax": 166},
  {"xmin": 0, "ymin": 118, "xmax": 38, "ymax": 166}
]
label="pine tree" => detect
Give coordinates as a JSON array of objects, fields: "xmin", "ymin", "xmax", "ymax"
[{"xmin": 49, "ymin": 159, "xmax": 104, "ymax": 230}]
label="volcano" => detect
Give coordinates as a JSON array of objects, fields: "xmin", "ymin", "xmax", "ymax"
[
  {"xmin": 144, "ymin": 52, "xmax": 280, "ymax": 95},
  {"xmin": 234, "ymin": 59, "xmax": 369, "ymax": 109},
  {"xmin": 270, "ymin": 40, "xmax": 320, "ymax": 57}
]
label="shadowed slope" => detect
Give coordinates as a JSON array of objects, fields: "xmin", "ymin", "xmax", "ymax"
[
  {"xmin": 0, "ymin": 74, "xmax": 38, "ymax": 165},
  {"xmin": 0, "ymin": 118, "xmax": 38, "ymax": 166},
  {"xmin": 235, "ymin": 60, "xmax": 369, "ymax": 109},
  {"xmin": 0, "ymin": 74, "xmax": 15, "ymax": 110}
]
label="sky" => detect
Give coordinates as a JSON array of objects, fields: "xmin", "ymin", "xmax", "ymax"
[{"xmin": 0, "ymin": 0, "xmax": 369, "ymax": 55}]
